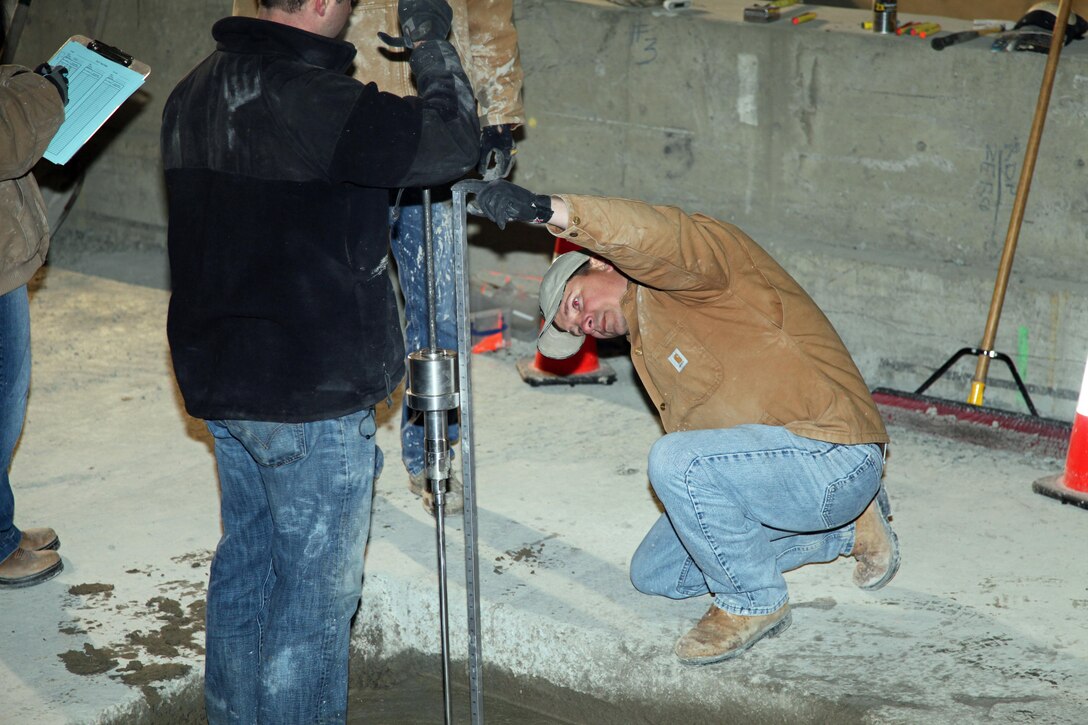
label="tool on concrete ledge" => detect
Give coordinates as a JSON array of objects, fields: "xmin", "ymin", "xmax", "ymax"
[
  {"xmin": 909, "ymin": 22, "xmax": 939, "ymax": 36},
  {"xmin": 872, "ymin": 0, "xmax": 897, "ymax": 33},
  {"xmin": 744, "ymin": 0, "xmax": 797, "ymax": 23},
  {"xmin": 872, "ymin": 0, "xmax": 1076, "ymax": 456},
  {"xmin": 405, "ymin": 185, "xmax": 485, "ymax": 724},
  {"xmin": 992, "ymin": 3, "xmax": 1087, "ymax": 53},
  {"xmin": 792, "ymin": 11, "xmax": 817, "ymax": 25},
  {"xmin": 606, "ymin": 0, "xmax": 689, "ymax": 7},
  {"xmin": 931, "ymin": 25, "xmax": 1004, "ymax": 50}
]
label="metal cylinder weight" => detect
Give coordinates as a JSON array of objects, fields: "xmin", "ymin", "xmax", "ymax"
[
  {"xmin": 406, "ymin": 349, "xmax": 459, "ymax": 486},
  {"xmin": 406, "ymin": 348, "xmax": 459, "ymax": 411}
]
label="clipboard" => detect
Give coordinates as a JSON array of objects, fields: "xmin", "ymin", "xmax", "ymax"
[{"xmin": 43, "ymin": 35, "xmax": 150, "ymax": 165}]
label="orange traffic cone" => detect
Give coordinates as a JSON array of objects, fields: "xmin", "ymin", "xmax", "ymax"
[
  {"xmin": 1033, "ymin": 354, "xmax": 1088, "ymax": 509},
  {"xmin": 516, "ymin": 238, "xmax": 617, "ymax": 387}
]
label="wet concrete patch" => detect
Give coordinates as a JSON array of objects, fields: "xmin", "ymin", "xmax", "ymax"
[{"xmin": 56, "ymin": 551, "xmax": 211, "ymax": 707}]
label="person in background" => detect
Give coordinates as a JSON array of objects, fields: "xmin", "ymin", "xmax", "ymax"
[
  {"xmin": 161, "ymin": 0, "xmax": 479, "ymax": 720},
  {"xmin": 466, "ymin": 179, "xmax": 900, "ymax": 665},
  {"xmin": 0, "ymin": 62, "xmax": 68, "ymax": 589},
  {"xmin": 232, "ymin": 0, "xmax": 525, "ymax": 514}
]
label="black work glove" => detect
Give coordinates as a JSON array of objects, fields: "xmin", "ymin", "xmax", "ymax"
[
  {"xmin": 378, "ymin": 0, "xmax": 453, "ymax": 49},
  {"xmin": 478, "ymin": 124, "xmax": 517, "ymax": 181},
  {"xmin": 35, "ymin": 63, "xmax": 69, "ymax": 106},
  {"xmin": 462, "ymin": 179, "xmax": 552, "ymax": 231}
]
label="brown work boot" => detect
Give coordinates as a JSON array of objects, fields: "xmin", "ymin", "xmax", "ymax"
[
  {"xmin": 0, "ymin": 547, "xmax": 63, "ymax": 589},
  {"xmin": 852, "ymin": 497, "xmax": 901, "ymax": 590},
  {"xmin": 19, "ymin": 527, "xmax": 60, "ymax": 552},
  {"xmin": 674, "ymin": 602, "xmax": 792, "ymax": 665}
]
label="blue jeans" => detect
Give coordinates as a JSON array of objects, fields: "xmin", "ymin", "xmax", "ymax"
[
  {"xmin": 630, "ymin": 425, "xmax": 883, "ymax": 617},
  {"xmin": 389, "ymin": 194, "xmax": 459, "ymax": 477},
  {"xmin": 203, "ymin": 408, "xmax": 381, "ymax": 725},
  {"xmin": 0, "ymin": 286, "xmax": 31, "ymax": 563}
]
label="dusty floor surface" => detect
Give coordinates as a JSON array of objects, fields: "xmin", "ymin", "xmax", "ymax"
[{"xmin": 2, "ymin": 264, "xmax": 1088, "ymax": 724}]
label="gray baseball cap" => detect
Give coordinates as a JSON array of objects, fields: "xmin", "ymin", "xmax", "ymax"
[{"xmin": 536, "ymin": 251, "xmax": 591, "ymax": 359}]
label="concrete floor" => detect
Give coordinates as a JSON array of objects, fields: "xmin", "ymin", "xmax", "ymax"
[{"xmin": 3, "ymin": 267, "xmax": 1088, "ymax": 724}]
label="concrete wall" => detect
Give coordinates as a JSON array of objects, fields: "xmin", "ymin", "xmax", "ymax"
[
  {"xmin": 10, "ymin": 0, "xmax": 1088, "ymax": 419},
  {"xmin": 510, "ymin": 0, "xmax": 1088, "ymax": 420}
]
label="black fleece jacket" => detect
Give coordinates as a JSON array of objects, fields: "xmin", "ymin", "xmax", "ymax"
[{"xmin": 161, "ymin": 17, "xmax": 477, "ymax": 422}]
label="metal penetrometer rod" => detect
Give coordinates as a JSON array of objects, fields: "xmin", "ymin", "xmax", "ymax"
[
  {"xmin": 404, "ymin": 185, "xmax": 484, "ymax": 724},
  {"xmin": 406, "ymin": 187, "xmax": 454, "ymax": 724}
]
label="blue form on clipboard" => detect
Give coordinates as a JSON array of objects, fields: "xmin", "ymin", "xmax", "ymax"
[{"xmin": 43, "ymin": 39, "xmax": 148, "ymax": 165}]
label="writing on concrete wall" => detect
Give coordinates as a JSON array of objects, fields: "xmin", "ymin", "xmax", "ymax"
[
  {"xmin": 975, "ymin": 140, "xmax": 1020, "ymax": 243},
  {"xmin": 630, "ymin": 20, "xmax": 658, "ymax": 65}
]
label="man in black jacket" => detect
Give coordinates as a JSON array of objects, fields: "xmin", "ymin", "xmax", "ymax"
[{"xmin": 160, "ymin": 0, "xmax": 478, "ymax": 721}]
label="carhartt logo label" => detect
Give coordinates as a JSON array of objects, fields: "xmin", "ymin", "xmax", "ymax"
[{"xmin": 668, "ymin": 348, "xmax": 688, "ymax": 372}]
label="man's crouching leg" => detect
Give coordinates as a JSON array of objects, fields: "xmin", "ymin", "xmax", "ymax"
[{"xmin": 644, "ymin": 427, "xmax": 807, "ymax": 665}]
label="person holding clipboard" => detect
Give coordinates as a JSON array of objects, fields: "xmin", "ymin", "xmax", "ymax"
[{"xmin": 0, "ymin": 60, "xmax": 68, "ymax": 589}]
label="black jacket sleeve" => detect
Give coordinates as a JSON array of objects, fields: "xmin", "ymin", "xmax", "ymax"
[
  {"xmin": 325, "ymin": 40, "xmax": 478, "ymax": 189},
  {"xmin": 396, "ymin": 39, "xmax": 480, "ymax": 187}
]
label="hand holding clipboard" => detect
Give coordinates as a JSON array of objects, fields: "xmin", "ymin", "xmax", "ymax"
[{"xmin": 43, "ymin": 36, "xmax": 150, "ymax": 165}]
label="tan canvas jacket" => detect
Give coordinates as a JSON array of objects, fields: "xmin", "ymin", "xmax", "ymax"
[
  {"xmin": 232, "ymin": 0, "xmax": 524, "ymax": 127},
  {"xmin": 0, "ymin": 66, "xmax": 65, "ymax": 296},
  {"xmin": 549, "ymin": 195, "xmax": 890, "ymax": 446}
]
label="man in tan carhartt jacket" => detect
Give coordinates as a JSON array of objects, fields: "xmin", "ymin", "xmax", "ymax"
[
  {"xmin": 234, "ymin": 0, "xmax": 524, "ymax": 514},
  {"xmin": 465, "ymin": 178, "xmax": 900, "ymax": 665},
  {"xmin": 0, "ymin": 63, "xmax": 68, "ymax": 589}
]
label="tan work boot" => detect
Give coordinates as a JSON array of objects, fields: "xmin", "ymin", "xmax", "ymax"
[
  {"xmin": 674, "ymin": 602, "xmax": 792, "ymax": 665},
  {"xmin": 419, "ymin": 472, "xmax": 464, "ymax": 516},
  {"xmin": 19, "ymin": 527, "xmax": 60, "ymax": 552},
  {"xmin": 0, "ymin": 547, "xmax": 63, "ymax": 589},
  {"xmin": 852, "ymin": 498, "xmax": 901, "ymax": 590},
  {"xmin": 409, "ymin": 469, "xmax": 427, "ymax": 497}
]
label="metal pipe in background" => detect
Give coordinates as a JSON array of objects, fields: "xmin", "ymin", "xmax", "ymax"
[{"xmin": 0, "ymin": 0, "xmax": 32, "ymax": 65}]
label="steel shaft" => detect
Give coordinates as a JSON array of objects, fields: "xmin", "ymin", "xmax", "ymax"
[{"xmin": 405, "ymin": 183, "xmax": 485, "ymax": 724}]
